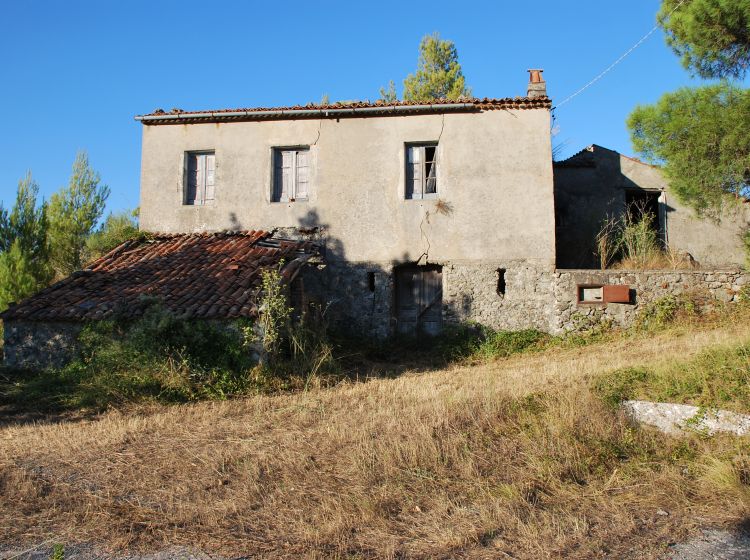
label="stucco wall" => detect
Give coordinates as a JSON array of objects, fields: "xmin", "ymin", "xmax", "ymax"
[
  {"xmin": 139, "ymin": 109, "xmax": 556, "ymax": 266},
  {"xmin": 555, "ymin": 145, "xmax": 749, "ymax": 269}
]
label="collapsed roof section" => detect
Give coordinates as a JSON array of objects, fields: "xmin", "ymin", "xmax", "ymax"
[{"xmin": 1, "ymin": 231, "xmax": 317, "ymax": 322}]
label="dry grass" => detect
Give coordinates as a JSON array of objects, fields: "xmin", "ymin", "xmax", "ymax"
[{"xmin": 2, "ymin": 322, "xmax": 750, "ymax": 558}]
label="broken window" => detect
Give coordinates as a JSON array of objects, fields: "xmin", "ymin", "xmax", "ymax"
[
  {"xmin": 406, "ymin": 144, "xmax": 438, "ymax": 200},
  {"xmin": 184, "ymin": 151, "xmax": 215, "ymax": 205},
  {"xmin": 273, "ymin": 147, "xmax": 310, "ymax": 202}
]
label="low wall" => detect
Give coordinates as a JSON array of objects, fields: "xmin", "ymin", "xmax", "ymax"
[{"xmin": 552, "ymin": 269, "xmax": 749, "ymax": 332}]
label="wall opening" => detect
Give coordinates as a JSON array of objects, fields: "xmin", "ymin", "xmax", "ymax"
[
  {"xmin": 496, "ymin": 268, "xmax": 506, "ymax": 295},
  {"xmin": 625, "ymin": 189, "xmax": 662, "ymax": 237},
  {"xmin": 367, "ymin": 271, "xmax": 376, "ymax": 292}
]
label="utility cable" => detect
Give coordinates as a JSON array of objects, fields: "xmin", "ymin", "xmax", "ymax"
[{"xmin": 553, "ymin": 0, "xmax": 687, "ymax": 110}]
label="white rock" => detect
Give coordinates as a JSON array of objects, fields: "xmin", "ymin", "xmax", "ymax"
[{"xmin": 622, "ymin": 400, "xmax": 750, "ymax": 436}]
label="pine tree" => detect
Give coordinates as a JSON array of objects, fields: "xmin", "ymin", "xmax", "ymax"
[
  {"xmin": 48, "ymin": 151, "xmax": 110, "ymax": 277},
  {"xmin": 402, "ymin": 33, "xmax": 471, "ymax": 102},
  {"xmin": 0, "ymin": 173, "xmax": 52, "ymax": 310},
  {"xmin": 659, "ymin": 0, "xmax": 750, "ymax": 79}
]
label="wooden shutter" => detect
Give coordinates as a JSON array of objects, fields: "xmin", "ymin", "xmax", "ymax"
[
  {"xmin": 295, "ymin": 150, "xmax": 309, "ymax": 200},
  {"xmin": 406, "ymin": 146, "xmax": 423, "ymax": 199},
  {"xmin": 204, "ymin": 153, "xmax": 215, "ymax": 202},
  {"xmin": 273, "ymin": 150, "xmax": 292, "ymax": 202},
  {"xmin": 186, "ymin": 153, "xmax": 199, "ymax": 204}
]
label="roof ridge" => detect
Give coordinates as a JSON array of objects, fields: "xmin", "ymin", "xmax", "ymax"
[{"xmin": 136, "ymin": 97, "xmax": 552, "ymax": 124}]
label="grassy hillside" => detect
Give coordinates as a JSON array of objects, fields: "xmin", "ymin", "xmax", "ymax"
[{"xmin": 1, "ymin": 318, "xmax": 750, "ymax": 558}]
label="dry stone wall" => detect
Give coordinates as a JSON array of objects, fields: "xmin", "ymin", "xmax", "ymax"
[
  {"xmin": 552, "ymin": 269, "xmax": 749, "ymax": 333},
  {"xmin": 3, "ymin": 321, "xmax": 82, "ymax": 370}
]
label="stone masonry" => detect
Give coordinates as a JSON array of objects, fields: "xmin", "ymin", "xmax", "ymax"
[{"xmin": 3, "ymin": 321, "xmax": 82, "ymax": 370}]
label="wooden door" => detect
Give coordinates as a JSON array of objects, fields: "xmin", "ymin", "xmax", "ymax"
[{"xmin": 395, "ymin": 265, "xmax": 443, "ymax": 335}]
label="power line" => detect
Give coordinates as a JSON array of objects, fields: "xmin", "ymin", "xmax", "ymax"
[{"xmin": 553, "ymin": 0, "xmax": 687, "ymax": 110}]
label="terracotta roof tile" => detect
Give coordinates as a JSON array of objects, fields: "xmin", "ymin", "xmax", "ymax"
[
  {"xmin": 1, "ymin": 231, "xmax": 316, "ymax": 323},
  {"xmin": 136, "ymin": 97, "xmax": 552, "ymax": 125}
]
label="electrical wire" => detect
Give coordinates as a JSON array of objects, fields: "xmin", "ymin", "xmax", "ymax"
[{"xmin": 553, "ymin": 0, "xmax": 687, "ymax": 110}]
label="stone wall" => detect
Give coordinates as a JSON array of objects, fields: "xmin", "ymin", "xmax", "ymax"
[
  {"xmin": 301, "ymin": 260, "xmax": 559, "ymax": 337},
  {"xmin": 552, "ymin": 269, "xmax": 749, "ymax": 333},
  {"xmin": 442, "ymin": 263, "xmax": 557, "ymax": 332},
  {"xmin": 4, "ymin": 267, "xmax": 748, "ymax": 369},
  {"xmin": 3, "ymin": 321, "xmax": 82, "ymax": 370},
  {"xmin": 303, "ymin": 262, "xmax": 749, "ymax": 338}
]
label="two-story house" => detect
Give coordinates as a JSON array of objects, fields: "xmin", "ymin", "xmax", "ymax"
[{"xmin": 134, "ymin": 71, "xmax": 556, "ymax": 338}]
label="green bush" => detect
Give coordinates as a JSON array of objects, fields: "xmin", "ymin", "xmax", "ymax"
[
  {"xmin": 474, "ymin": 329, "xmax": 550, "ymax": 359},
  {"xmin": 635, "ymin": 293, "xmax": 698, "ymax": 330}
]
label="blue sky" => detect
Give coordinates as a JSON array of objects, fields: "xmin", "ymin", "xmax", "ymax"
[{"xmin": 0, "ymin": 0, "xmax": 710, "ymax": 214}]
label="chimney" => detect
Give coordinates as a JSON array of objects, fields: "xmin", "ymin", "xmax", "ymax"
[{"xmin": 527, "ymin": 69, "xmax": 546, "ymax": 98}]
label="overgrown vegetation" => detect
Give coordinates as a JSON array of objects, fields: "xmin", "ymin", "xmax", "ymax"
[
  {"xmin": 0, "ymin": 268, "xmax": 339, "ymax": 413},
  {"xmin": 4, "ymin": 282, "xmax": 743, "ymax": 416},
  {"xmin": 595, "ymin": 342, "xmax": 750, "ymax": 414},
  {"xmin": 595, "ymin": 207, "xmax": 696, "ymax": 269},
  {"xmin": 2, "ymin": 315, "xmax": 750, "ymax": 557}
]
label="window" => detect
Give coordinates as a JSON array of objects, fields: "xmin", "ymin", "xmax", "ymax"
[
  {"xmin": 406, "ymin": 144, "xmax": 438, "ymax": 199},
  {"xmin": 184, "ymin": 151, "xmax": 215, "ymax": 205},
  {"xmin": 273, "ymin": 147, "xmax": 310, "ymax": 202}
]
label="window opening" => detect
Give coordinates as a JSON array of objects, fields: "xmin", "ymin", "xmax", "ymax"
[
  {"xmin": 273, "ymin": 148, "xmax": 310, "ymax": 202},
  {"xmin": 185, "ymin": 151, "xmax": 215, "ymax": 205},
  {"xmin": 496, "ymin": 268, "xmax": 506, "ymax": 295},
  {"xmin": 406, "ymin": 144, "xmax": 438, "ymax": 199}
]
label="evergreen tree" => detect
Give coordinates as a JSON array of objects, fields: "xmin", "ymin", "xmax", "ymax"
[
  {"xmin": 402, "ymin": 33, "xmax": 471, "ymax": 102},
  {"xmin": 379, "ymin": 80, "xmax": 398, "ymax": 103},
  {"xmin": 0, "ymin": 173, "xmax": 52, "ymax": 310},
  {"xmin": 84, "ymin": 208, "xmax": 139, "ymax": 262},
  {"xmin": 659, "ymin": 0, "xmax": 750, "ymax": 79},
  {"xmin": 628, "ymin": 83, "xmax": 750, "ymax": 216},
  {"xmin": 48, "ymin": 151, "xmax": 110, "ymax": 276}
]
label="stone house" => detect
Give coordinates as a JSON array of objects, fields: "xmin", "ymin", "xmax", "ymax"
[
  {"xmin": 1, "ymin": 232, "xmax": 316, "ymax": 368},
  {"xmin": 554, "ymin": 144, "xmax": 750, "ymax": 269},
  {"xmin": 135, "ymin": 70, "xmax": 557, "ymax": 337},
  {"xmin": 3, "ymin": 70, "xmax": 750, "ymax": 368}
]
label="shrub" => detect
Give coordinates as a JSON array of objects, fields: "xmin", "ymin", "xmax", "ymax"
[{"xmin": 635, "ymin": 293, "xmax": 698, "ymax": 330}]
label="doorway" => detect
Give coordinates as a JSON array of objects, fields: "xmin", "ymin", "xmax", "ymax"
[{"xmin": 395, "ymin": 265, "xmax": 443, "ymax": 336}]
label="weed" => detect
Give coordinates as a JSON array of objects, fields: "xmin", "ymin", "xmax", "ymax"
[
  {"xmin": 594, "ymin": 343, "xmax": 750, "ymax": 414},
  {"xmin": 635, "ymin": 293, "xmax": 699, "ymax": 330},
  {"xmin": 50, "ymin": 544, "xmax": 64, "ymax": 560}
]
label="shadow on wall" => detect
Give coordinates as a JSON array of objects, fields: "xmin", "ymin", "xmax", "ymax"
[
  {"xmin": 235, "ymin": 207, "xmax": 468, "ymax": 339},
  {"xmin": 554, "ymin": 147, "xmax": 675, "ymax": 269}
]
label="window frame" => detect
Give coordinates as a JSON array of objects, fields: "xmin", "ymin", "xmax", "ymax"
[
  {"xmin": 183, "ymin": 150, "xmax": 216, "ymax": 206},
  {"xmin": 405, "ymin": 142, "xmax": 439, "ymax": 200},
  {"xmin": 271, "ymin": 146, "xmax": 311, "ymax": 203}
]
